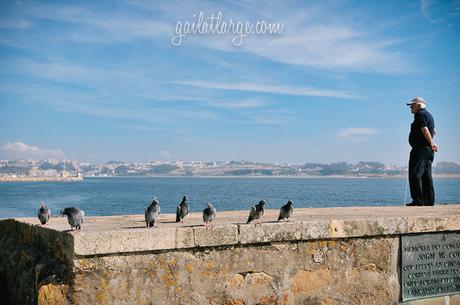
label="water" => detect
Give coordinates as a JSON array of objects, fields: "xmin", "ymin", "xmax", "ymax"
[{"xmin": 0, "ymin": 177, "xmax": 459, "ymax": 218}]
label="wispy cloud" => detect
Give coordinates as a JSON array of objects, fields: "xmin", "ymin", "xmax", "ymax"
[
  {"xmin": 24, "ymin": 2, "xmax": 172, "ymax": 43},
  {"xmin": 420, "ymin": 0, "xmax": 440, "ymax": 22},
  {"xmin": 173, "ymin": 80, "xmax": 358, "ymax": 99},
  {"xmin": 0, "ymin": 142, "xmax": 64, "ymax": 160},
  {"xmin": 338, "ymin": 128, "xmax": 379, "ymax": 143}
]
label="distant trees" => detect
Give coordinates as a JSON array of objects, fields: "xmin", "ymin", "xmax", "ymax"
[
  {"xmin": 148, "ymin": 164, "xmax": 178, "ymax": 174},
  {"xmin": 320, "ymin": 162, "xmax": 351, "ymax": 175},
  {"xmin": 114, "ymin": 165, "xmax": 129, "ymax": 175}
]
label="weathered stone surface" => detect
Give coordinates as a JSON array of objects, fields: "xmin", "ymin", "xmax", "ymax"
[
  {"xmin": 330, "ymin": 216, "xmax": 407, "ymax": 238},
  {"xmin": 65, "ymin": 237, "xmax": 401, "ymax": 305},
  {"xmin": 0, "ymin": 220, "xmax": 72, "ymax": 305},
  {"xmin": 2, "ymin": 205, "xmax": 460, "ymax": 305},
  {"xmin": 406, "ymin": 215, "xmax": 438, "ymax": 233},
  {"xmin": 73, "ymin": 227, "xmax": 176, "ymax": 256},
  {"xmin": 37, "ymin": 283, "xmax": 70, "ymax": 305},
  {"xmin": 302, "ymin": 219, "xmax": 331, "ymax": 239},
  {"xmin": 193, "ymin": 225, "xmax": 238, "ymax": 247},
  {"xmin": 238, "ymin": 221, "xmax": 302, "ymax": 244}
]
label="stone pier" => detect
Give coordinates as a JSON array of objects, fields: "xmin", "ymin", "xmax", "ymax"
[{"xmin": 1, "ymin": 205, "xmax": 460, "ymax": 305}]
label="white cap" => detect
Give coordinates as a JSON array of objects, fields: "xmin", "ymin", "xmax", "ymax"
[{"xmin": 406, "ymin": 97, "xmax": 426, "ymax": 106}]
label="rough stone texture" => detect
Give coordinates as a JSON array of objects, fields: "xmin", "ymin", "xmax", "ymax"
[
  {"xmin": 0, "ymin": 220, "xmax": 72, "ymax": 305},
  {"xmin": 1, "ymin": 205, "xmax": 460, "ymax": 305},
  {"xmin": 69, "ymin": 237, "xmax": 400, "ymax": 305},
  {"xmin": 239, "ymin": 221, "xmax": 302, "ymax": 244}
]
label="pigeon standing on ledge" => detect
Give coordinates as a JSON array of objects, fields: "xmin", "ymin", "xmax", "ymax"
[
  {"xmin": 203, "ymin": 203, "xmax": 216, "ymax": 229},
  {"xmin": 176, "ymin": 195, "xmax": 189, "ymax": 223},
  {"xmin": 247, "ymin": 200, "xmax": 266, "ymax": 226},
  {"xmin": 145, "ymin": 197, "xmax": 160, "ymax": 228},
  {"xmin": 60, "ymin": 207, "xmax": 85, "ymax": 231},
  {"xmin": 37, "ymin": 202, "xmax": 51, "ymax": 225},
  {"xmin": 278, "ymin": 200, "xmax": 294, "ymax": 222}
]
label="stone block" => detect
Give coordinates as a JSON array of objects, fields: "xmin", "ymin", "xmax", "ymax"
[
  {"xmin": 301, "ymin": 219, "xmax": 330, "ymax": 240},
  {"xmin": 330, "ymin": 216, "xmax": 407, "ymax": 238},
  {"xmin": 238, "ymin": 221, "xmax": 302, "ymax": 244},
  {"xmin": 72, "ymin": 227, "xmax": 176, "ymax": 256},
  {"xmin": 406, "ymin": 216, "xmax": 437, "ymax": 233},
  {"xmin": 193, "ymin": 225, "xmax": 238, "ymax": 247}
]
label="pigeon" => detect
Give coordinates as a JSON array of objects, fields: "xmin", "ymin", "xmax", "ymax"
[
  {"xmin": 37, "ymin": 202, "xmax": 51, "ymax": 225},
  {"xmin": 145, "ymin": 197, "xmax": 160, "ymax": 228},
  {"xmin": 278, "ymin": 200, "xmax": 294, "ymax": 222},
  {"xmin": 247, "ymin": 200, "xmax": 266, "ymax": 226},
  {"xmin": 176, "ymin": 196, "xmax": 189, "ymax": 223},
  {"xmin": 60, "ymin": 207, "xmax": 85, "ymax": 231},
  {"xmin": 203, "ymin": 203, "xmax": 216, "ymax": 229}
]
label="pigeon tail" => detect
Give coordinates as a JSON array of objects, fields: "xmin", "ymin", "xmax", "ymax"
[{"xmin": 175, "ymin": 206, "xmax": 181, "ymax": 222}]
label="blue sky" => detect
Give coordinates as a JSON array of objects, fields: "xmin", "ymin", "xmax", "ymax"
[{"xmin": 0, "ymin": 0, "xmax": 459, "ymax": 164}]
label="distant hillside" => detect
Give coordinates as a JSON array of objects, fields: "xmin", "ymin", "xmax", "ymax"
[{"xmin": 434, "ymin": 162, "xmax": 460, "ymax": 174}]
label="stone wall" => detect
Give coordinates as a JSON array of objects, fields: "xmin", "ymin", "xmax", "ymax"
[
  {"xmin": 70, "ymin": 237, "xmax": 399, "ymax": 305},
  {"xmin": 1, "ymin": 205, "xmax": 460, "ymax": 305}
]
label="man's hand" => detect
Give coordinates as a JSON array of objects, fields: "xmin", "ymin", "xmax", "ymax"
[{"xmin": 421, "ymin": 127, "xmax": 438, "ymax": 152}]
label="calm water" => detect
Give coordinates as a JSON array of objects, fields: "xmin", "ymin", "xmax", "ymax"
[{"xmin": 0, "ymin": 177, "xmax": 459, "ymax": 218}]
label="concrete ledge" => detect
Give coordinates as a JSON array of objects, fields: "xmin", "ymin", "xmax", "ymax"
[{"xmin": 3, "ymin": 205, "xmax": 460, "ymax": 257}]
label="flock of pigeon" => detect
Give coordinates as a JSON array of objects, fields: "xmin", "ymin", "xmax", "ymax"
[{"xmin": 37, "ymin": 196, "xmax": 294, "ymax": 231}]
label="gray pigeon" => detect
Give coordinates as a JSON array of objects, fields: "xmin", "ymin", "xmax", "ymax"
[
  {"xmin": 247, "ymin": 200, "xmax": 266, "ymax": 226},
  {"xmin": 145, "ymin": 197, "xmax": 160, "ymax": 228},
  {"xmin": 37, "ymin": 202, "xmax": 51, "ymax": 225},
  {"xmin": 278, "ymin": 200, "xmax": 294, "ymax": 222},
  {"xmin": 176, "ymin": 196, "xmax": 189, "ymax": 223},
  {"xmin": 203, "ymin": 203, "xmax": 216, "ymax": 229},
  {"xmin": 60, "ymin": 207, "xmax": 85, "ymax": 231}
]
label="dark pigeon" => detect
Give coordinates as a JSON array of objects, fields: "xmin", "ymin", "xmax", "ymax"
[
  {"xmin": 60, "ymin": 207, "xmax": 85, "ymax": 231},
  {"xmin": 203, "ymin": 203, "xmax": 216, "ymax": 229},
  {"xmin": 145, "ymin": 197, "xmax": 160, "ymax": 228},
  {"xmin": 176, "ymin": 196, "xmax": 189, "ymax": 223},
  {"xmin": 37, "ymin": 202, "xmax": 51, "ymax": 225},
  {"xmin": 247, "ymin": 200, "xmax": 266, "ymax": 226},
  {"xmin": 278, "ymin": 200, "xmax": 294, "ymax": 222}
]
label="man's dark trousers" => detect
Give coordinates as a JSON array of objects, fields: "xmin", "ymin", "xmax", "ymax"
[{"xmin": 409, "ymin": 147, "xmax": 434, "ymax": 206}]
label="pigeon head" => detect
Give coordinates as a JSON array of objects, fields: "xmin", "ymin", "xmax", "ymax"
[
  {"xmin": 287, "ymin": 200, "xmax": 294, "ymax": 206},
  {"xmin": 60, "ymin": 208, "xmax": 66, "ymax": 216},
  {"xmin": 207, "ymin": 203, "xmax": 214, "ymax": 208},
  {"xmin": 39, "ymin": 202, "xmax": 45, "ymax": 208},
  {"xmin": 258, "ymin": 200, "xmax": 266, "ymax": 206},
  {"xmin": 151, "ymin": 197, "xmax": 159, "ymax": 205}
]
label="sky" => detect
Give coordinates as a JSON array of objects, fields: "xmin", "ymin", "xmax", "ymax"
[{"xmin": 0, "ymin": 0, "xmax": 459, "ymax": 165}]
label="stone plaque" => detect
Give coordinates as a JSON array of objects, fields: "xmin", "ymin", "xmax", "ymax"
[{"xmin": 401, "ymin": 232, "xmax": 460, "ymax": 301}]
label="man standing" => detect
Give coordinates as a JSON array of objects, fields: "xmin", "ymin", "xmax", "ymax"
[{"xmin": 406, "ymin": 97, "xmax": 438, "ymax": 206}]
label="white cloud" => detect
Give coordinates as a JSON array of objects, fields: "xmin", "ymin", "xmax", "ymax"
[
  {"xmin": 174, "ymin": 80, "xmax": 358, "ymax": 99},
  {"xmin": 0, "ymin": 142, "xmax": 65, "ymax": 160},
  {"xmin": 159, "ymin": 150, "xmax": 171, "ymax": 159},
  {"xmin": 338, "ymin": 128, "xmax": 379, "ymax": 143}
]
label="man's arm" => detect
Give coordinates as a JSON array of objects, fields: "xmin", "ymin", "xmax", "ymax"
[{"xmin": 421, "ymin": 127, "xmax": 438, "ymax": 152}]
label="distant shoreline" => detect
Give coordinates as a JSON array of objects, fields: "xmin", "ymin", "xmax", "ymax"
[
  {"xmin": 0, "ymin": 176, "xmax": 83, "ymax": 182},
  {"xmin": 1, "ymin": 174, "xmax": 458, "ymax": 182},
  {"xmin": 75, "ymin": 174, "xmax": 460, "ymax": 179}
]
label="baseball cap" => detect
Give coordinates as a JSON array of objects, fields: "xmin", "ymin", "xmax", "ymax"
[{"xmin": 406, "ymin": 97, "xmax": 426, "ymax": 106}]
